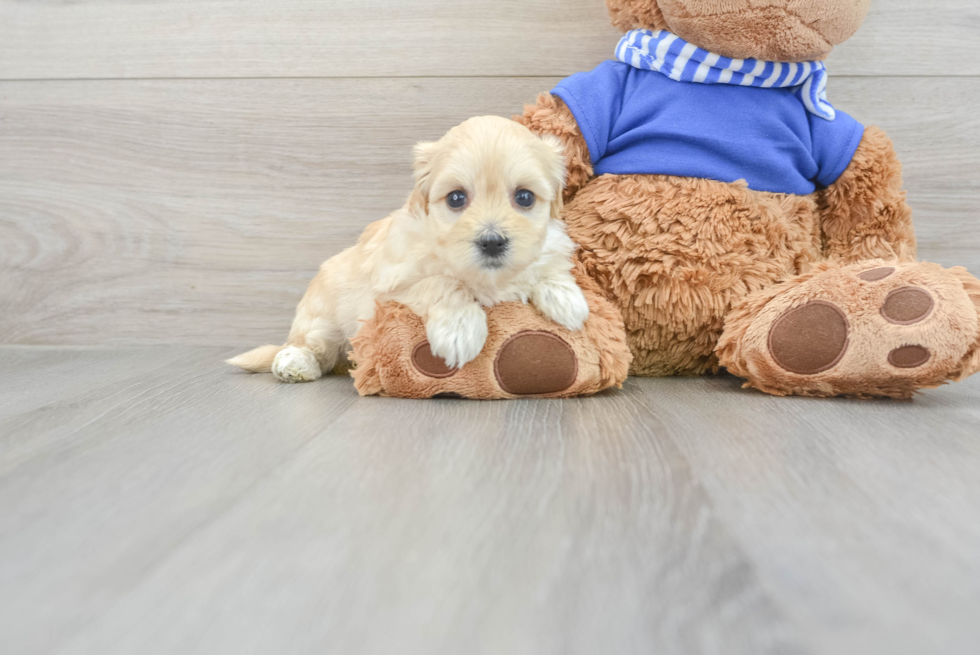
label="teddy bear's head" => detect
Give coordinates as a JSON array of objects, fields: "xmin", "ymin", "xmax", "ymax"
[{"xmin": 607, "ymin": 0, "xmax": 871, "ymax": 62}]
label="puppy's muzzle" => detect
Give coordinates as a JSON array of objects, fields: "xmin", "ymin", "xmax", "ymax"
[{"xmin": 476, "ymin": 233, "xmax": 510, "ymax": 266}]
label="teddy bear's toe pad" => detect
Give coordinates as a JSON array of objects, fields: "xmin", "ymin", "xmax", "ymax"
[
  {"xmin": 411, "ymin": 342, "xmax": 457, "ymax": 379},
  {"xmin": 888, "ymin": 345, "xmax": 931, "ymax": 369},
  {"xmin": 858, "ymin": 267, "xmax": 895, "ymax": 282},
  {"xmin": 881, "ymin": 287, "xmax": 934, "ymax": 325},
  {"xmin": 494, "ymin": 331, "xmax": 578, "ymax": 395}
]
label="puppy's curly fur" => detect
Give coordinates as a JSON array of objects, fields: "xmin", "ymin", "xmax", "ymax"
[{"xmin": 229, "ymin": 116, "xmax": 590, "ymax": 382}]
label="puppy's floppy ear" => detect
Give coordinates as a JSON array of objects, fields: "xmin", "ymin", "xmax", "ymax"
[
  {"xmin": 409, "ymin": 140, "xmax": 439, "ymax": 215},
  {"xmin": 540, "ymin": 134, "xmax": 567, "ymax": 220}
]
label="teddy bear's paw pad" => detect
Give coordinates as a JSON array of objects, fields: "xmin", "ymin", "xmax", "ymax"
[
  {"xmin": 768, "ymin": 301, "xmax": 849, "ymax": 375},
  {"xmin": 494, "ymin": 331, "xmax": 578, "ymax": 395},
  {"xmin": 411, "ymin": 341, "xmax": 457, "ymax": 379}
]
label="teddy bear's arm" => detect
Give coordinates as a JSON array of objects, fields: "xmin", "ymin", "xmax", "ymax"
[
  {"xmin": 515, "ymin": 94, "xmax": 594, "ymax": 202},
  {"xmin": 818, "ymin": 126, "xmax": 916, "ymax": 263}
]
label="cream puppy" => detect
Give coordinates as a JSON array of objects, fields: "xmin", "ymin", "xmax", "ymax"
[{"xmin": 229, "ymin": 116, "xmax": 590, "ymax": 383}]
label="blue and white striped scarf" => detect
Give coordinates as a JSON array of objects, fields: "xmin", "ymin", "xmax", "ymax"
[{"xmin": 615, "ymin": 29, "xmax": 836, "ymax": 121}]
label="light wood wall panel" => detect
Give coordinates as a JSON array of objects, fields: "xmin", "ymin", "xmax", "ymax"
[
  {"xmin": 1, "ymin": 0, "xmax": 977, "ymax": 80},
  {"xmin": 2, "ymin": 77, "xmax": 977, "ymax": 347}
]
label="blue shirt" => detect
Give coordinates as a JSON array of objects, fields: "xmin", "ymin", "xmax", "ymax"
[{"xmin": 552, "ymin": 61, "xmax": 865, "ymax": 195}]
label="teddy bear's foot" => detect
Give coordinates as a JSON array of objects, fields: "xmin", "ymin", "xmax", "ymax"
[
  {"xmin": 349, "ymin": 259, "xmax": 631, "ymax": 400},
  {"xmin": 717, "ymin": 260, "xmax": 980, "ymax": 398},
  {"xmin": 349, "ymin": 297, "xmax": 631, "ymax": 399},
  {"xmin": 411, "ymin": 328, "xmax": 581, "ymax": 397}
]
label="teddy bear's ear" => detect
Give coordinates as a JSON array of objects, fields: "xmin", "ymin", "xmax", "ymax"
[
  {"xmin": 606, "ymin": 0, "xmax": 669, "ymax": 33},
  {"xmin": 409, "ymin": 140, "xmax": 439, "ymax": 215}
]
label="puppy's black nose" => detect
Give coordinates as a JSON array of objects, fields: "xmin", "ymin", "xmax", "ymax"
[{"xmin": 477, "ymin": 233, "xmax": 509, "ymax": 258}]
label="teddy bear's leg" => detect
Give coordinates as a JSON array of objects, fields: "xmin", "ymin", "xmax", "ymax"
[
  {"xmin": 819, "ymin": 127, "xmax": 917, "ymax": 264},
  {"xmin": 717, "ymin": 260, "xmax": 980, "ymax": 398}
]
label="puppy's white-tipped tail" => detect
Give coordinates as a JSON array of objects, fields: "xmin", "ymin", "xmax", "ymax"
[{"xmin": 227, "ymin": 345, "xmax": 284, "ymax": 373}]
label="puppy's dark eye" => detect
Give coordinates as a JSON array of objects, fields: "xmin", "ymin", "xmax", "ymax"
[
  {"xmin": 515, "ymin": 189, "xmax": 536, "ymax": 208},
  {"xmin": 447, "ymin": 190, "xmax": 468, "ymax": 210}
]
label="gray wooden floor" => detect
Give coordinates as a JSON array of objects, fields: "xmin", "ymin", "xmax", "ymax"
[{"xmin": 2, "ymin": 346, "xmax": 979, "ymax": 655}]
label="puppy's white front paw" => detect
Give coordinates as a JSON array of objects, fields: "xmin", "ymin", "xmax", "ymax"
[
  {"xmin": 426, "ymin": 304, "xmax": 489, "ymax": 369},
  {"xmin": 272, "ymin": 347, "xmax": 322, "ymax": 383},
  {"xmin": 534, "ymin": 282, "xmax": 590, "ymax": 331}
]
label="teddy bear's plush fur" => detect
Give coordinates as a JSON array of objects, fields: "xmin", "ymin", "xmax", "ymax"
[{"xmin": 353, "ymin": 0, "xmax": 980, "ymax": 399}]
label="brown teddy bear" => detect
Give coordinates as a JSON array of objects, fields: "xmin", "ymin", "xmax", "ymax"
[{"xmin": 352, "ymin": 0, "xmax": 980, "ymax": 399}]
